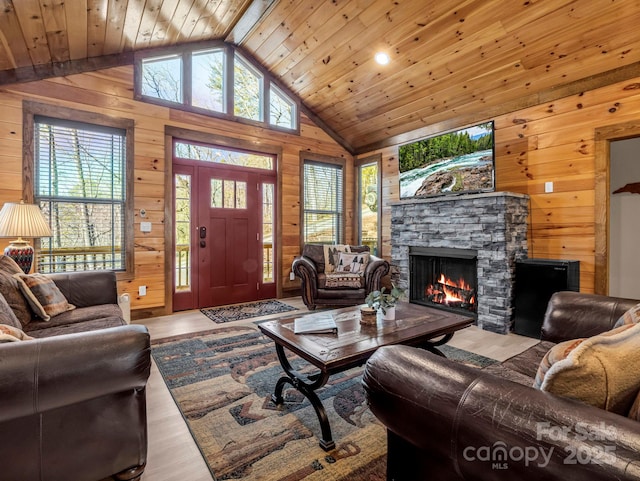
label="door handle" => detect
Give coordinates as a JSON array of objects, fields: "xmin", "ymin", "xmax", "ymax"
[{"xmin": 198, "ymin": 226, "xmax": 206, "ymax": 247}]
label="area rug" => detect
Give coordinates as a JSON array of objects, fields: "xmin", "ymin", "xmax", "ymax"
[
  {"xmin": 151, "ymin": 325, "xmax": 497, "ymax": 481},
  {"xmin": 439, "ymin": 344, "xmax": 496, "ymax": 368},
  {"xmin": 200, "ymin": 299, "xmax": 298, "ymax": 323},
  {"xmin": 152, "ymin": 324, "xmax": 385, "ymax": 480}
]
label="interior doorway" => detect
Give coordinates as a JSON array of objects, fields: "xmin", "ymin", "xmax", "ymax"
[
  {"xmin": 172, "ymin": 139, "xmax": 277, "ymax": 310},
  {"xmin": 594, "ymin": 120, "xmax": 640, "ymax": 295},
  {"xmin": 609, "ymin": 137, "xmax": 640, "ymax": 298}
]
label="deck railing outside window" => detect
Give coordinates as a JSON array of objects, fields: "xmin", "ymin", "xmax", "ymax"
[{"xmin": 38, "ymin": 246, "xmax": 123, "ymax": 273}]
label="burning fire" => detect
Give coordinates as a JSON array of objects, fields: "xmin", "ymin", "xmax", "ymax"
[{"xmin": 425, "ymin": 274, "xmax": 476, "ymax": 308}]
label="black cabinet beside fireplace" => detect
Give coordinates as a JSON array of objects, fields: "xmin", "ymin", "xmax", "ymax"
[{"xmin": 513, "ymin": 259, "xmax": 580, "ymax": 338}]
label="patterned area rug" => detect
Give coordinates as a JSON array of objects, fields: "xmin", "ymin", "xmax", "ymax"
[
  {"xmin": 152, "ymin": 325, "xmax": 386, "ymax": 480},
  {"xmin": 439, "ymin": 344, "xmax": 496, "ymax": 368},
  {"xmin": 200, "ymin": 299, "xmax": 298, "ymax": 323},
  {"xmin": 151, "ymin": 325, "xmax": 497, "ymax": 481}
]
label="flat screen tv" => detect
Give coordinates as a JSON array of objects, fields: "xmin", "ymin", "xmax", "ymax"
[{"xmin": 398, "ymin": 121, "xmax": 495, "ymax": 199}]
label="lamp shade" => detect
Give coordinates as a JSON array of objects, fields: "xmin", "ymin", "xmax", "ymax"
[
  {"xmin": 0, "ymin": 201, "xmax": 52, "ymax": 273},
  {"xmin": 0, "ymin": 201, "xmax": 52, "ymax": 239}
]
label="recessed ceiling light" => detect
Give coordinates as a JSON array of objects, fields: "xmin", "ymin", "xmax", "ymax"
[{"xmin": 375, "ymin": 52, "xmax": 390, "ymax": 65}]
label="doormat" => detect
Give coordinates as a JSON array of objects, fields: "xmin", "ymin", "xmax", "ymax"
[
  {"xmin": 151, "ymin": 325, "xmax": 497, "ymax": 480},
  {"xmin": 200, "ymin": 299, "xmax": 298, "ymax": 323},
  {"xmin": 151, "ymin": 325, "xmax": 386, "ymax": 480}
]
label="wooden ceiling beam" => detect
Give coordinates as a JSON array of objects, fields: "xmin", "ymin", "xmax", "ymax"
[
  {"xmin": 0, "ymin": 52, "xmax": 134, "ymax": 85},
  {"xmin": 225, "ymin": 0, "xmax": 278, "ymax": 45}
]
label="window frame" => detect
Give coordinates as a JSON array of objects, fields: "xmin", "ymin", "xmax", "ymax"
[
  {"xmin": 233, "ymin": 51, "xmax": 264, "ymax": 122},
  {"xmin": 269, "ymin": 83, "xmax": 297, "ymax": 130},
  {"xmin": 191, "ymin": 47, "xmax": 226, "ymax": 113},
  {"xmin": 134, "ymin": 42, "xmax": 300, "ymax": 134},
  {"xmin": 174, "ymin": 170, "xmax": 193, "ymax": 294},
  {"xmin": 140, "ymin": 53, "xmax": 183, "ymax": 103},
  {"xmin": 299, "ymin": 152, "xmax": 346, "ymax": 247},
  {"xmin": 22, "ymin": 100, "xmax": 135, "ymax": 279},
  {"xmin": 356, "ymin": 153, "xmax": 382, "ymax": 256}
]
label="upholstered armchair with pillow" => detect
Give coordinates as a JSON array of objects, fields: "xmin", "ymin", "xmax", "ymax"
[
  {"xmin": 292, "ymin": 244, "xmax": 390, "ymax": 310},
  {"xmin": 363, "ymin": 291, "xmax": 640, "ymax": 480}
]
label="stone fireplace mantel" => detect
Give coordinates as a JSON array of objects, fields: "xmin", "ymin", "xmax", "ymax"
[{"xmin": 390, "ymin": 192, "xmax": 529, "ymax": 333}]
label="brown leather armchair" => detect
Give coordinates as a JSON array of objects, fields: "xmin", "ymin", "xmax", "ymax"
[
  {"xmin": 0, "ymin": 325, "xmax": 151, "ymax": 481},
  {"xmin": 363, "ymin": 292, "xmax": 640, "ymax": 480},
  {"xmin": 292, "ymin": 244, "xmax": 390, "ymax": 310}
]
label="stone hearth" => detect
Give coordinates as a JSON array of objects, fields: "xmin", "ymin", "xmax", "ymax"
[{"xmin": 391, "ymin": 192, "xmax": 529, "ymax": 333}]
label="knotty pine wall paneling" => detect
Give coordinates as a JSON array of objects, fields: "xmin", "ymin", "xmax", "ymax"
[
  {"xmin": 360, "ymin": 76, "xmax": 640, "ymax": 294},
  {"xmin": 0, "ymin": 65, "xmax": 353, "ymax": 315}
]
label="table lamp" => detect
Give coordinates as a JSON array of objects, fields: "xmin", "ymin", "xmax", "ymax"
[{"xmin": 0, "ymin": 200, "xmax": 52, "ymax": 273}]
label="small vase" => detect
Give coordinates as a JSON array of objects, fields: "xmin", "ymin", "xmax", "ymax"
[
  {"xmin": 383, "ymin": 306, "xmax": 396, "ymax": 321},
  {"xmin": 377, "ymin": 306, "xmax": 396, "ymax": 322}
]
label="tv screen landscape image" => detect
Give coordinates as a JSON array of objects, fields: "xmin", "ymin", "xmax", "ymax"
[{"xmin": 398, "ymin": 121, "xmax": 495, "ymax": 199}]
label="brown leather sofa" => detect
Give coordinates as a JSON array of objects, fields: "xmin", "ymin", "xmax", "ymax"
[
  {"xmin": 363, "ymin": 292, "xmax": 640, "ymax": 480},
  {"xmin": 0, "ymin": 270, "xmax": 151, "ymax": 481},
  {"xmin": 292, "ymin": 244, "xmax": 390, "ymax": 310}
]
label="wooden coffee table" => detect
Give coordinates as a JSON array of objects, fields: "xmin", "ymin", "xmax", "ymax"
[{"xmin": 258, "ymin": 301, "xmax": 473, "ymax": 450}]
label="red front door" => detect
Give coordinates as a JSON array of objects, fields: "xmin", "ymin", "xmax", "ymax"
[
  {"xmin": 173, "ymin": 163, "xmax": 277, "ymax": 310},
  {"xmin": 197, "ymin": 166, "xmax": 260, "ymax": 306}
]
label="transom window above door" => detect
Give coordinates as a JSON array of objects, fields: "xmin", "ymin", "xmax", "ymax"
[{"xmin": 174, "ymin": 141, "xmax": 274, "ymax": 171}]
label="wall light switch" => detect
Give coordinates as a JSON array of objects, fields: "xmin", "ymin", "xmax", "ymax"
[
  {"xmin": 140, "ymin": 221, "xmax": 152, "ymax": 232},
  {"xmin": 138, "ymin": 285, "xmax": 146, "ymax": 296},
  {"xmin": 544, "ymin": 181, "xmax": 554, "ymax": 193}
]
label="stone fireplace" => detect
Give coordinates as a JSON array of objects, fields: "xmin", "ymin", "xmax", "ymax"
[{"xmin": 391, "ymin": 192, "xmax": 529, "ymax": 333}]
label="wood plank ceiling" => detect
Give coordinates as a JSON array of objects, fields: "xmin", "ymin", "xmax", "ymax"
[{"xmin": 1, "ymin": 0, "xmax": 640, "ymax": 154}]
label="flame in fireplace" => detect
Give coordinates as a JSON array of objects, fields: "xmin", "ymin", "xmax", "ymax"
[
  {"xmin": 438, "ymin": 274, "xmax": 474, "ymax": 303},
  {"xmin": 425, "ymin": 274, "xmax": 476, "ymax": 308}
]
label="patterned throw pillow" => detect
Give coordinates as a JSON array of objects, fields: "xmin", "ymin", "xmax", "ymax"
[
  {"xmin": 0, "ymin": 323, "xmax": 33, "ymax": 342},
  {"xmin": 323, "ymin": 244, "xmax": 351, "ymax": 273},
  {"xmin": 535, "ymin": 323, "xmax": 640, "ymax": 415},
  {"xmin": 0, "ymin": 270, "xmax": 32, "ymax": 326},
  {"xmin": 533, "ymin": 338, "xmax": 585, "ymax": 389},
  {"xmin": 335, "ymin": 252, "xmax": 370, "ymax": 274},
  {"xmin": 0, "ymin": 255, "xmax": 23, "ymax": 275},
  {"xmin": 324, "ymin": 273, "xmax": 363, "ymax": 289},
  {"xmin": 12, "ymin": 273, "xmax": 75, "ymax": 321},
  {"xmin": 629, "ymin": 391, "xmax": 640, "ymax": 421},
  {"xmin": 613, "ymin": 302, "xmax": 640, "ymax": 328},
  {"xmin": 0, "ymin": 255, "xmax": 32, "ymax": 326},
  {"xmin": 0, "ymin": 291, "xmax": 22, "ymax": 329}
]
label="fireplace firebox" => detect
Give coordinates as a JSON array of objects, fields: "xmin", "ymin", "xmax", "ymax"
[{"xmin": 409, "ymin": 247, "xmax": 478, "ymax": 318}]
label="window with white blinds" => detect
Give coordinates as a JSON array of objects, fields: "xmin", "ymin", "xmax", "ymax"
[
  {"xmin": 302, "ymin": 160, "xmax": 344, "ymax": 244},
  {"xmin": 34, "ymin": 116, "xmax": 127, "ymax": 273}
]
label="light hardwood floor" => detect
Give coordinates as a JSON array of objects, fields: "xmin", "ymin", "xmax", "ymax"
[{"xmin": 134, "ymin": 298, "xmax": 538, "ymax": 481}]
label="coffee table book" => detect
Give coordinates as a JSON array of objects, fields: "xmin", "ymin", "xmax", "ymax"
[{"xmin": 294, "ymin": 315, "xmax": 338, "ymax": 334}]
